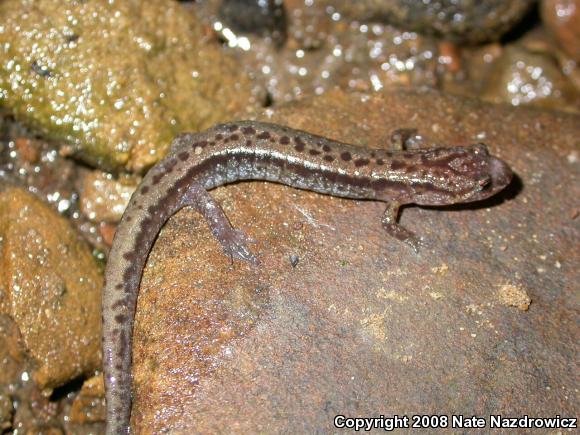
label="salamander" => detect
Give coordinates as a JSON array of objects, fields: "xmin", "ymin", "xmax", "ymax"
[{"xmin": 102, "ymin": 121, "xmax": 513, "ymax": 434}]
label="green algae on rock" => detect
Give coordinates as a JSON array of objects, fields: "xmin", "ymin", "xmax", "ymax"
[{"xmin": 0, "ymin": 0, "xmax": 256, "ymax": 173}]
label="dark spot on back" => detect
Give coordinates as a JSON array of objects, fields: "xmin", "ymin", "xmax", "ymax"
[
  {"xmin": 354, "ymin": 158, "xmax": 370, "ymax": 167},
  {"xmin": 309, "ymin": 149, "xmax": 321, "ymax": 156},
  {"xmin": 391, "ymin": 160, "xmax": 406, "ymax": 170},
  {"xmin": 294, "ymin": 136, "xmax": 306, "ymax": 152},
  {"xmin": 119, "ymin": 331, "xmax": 128, "ymax": 353},
  {"xmin": 141, "ymin": 185, "xmax": 149, "ymax": 194},
  {"xmin": 230, "ymin": 134, "xmax": 239, "ymax": 141},
  {"xmin": 341, "ymin": 152, "xmax": 352, "ymax": 161},
  {"xmin": 125, "ymin": 216, "xmax": 132, "ymax": 222},
  {"xmin": 123, "ymin": 252, "xmax": 134, "ymax": 261},
  {"xmin": 209, "ymin": 141, "xmax": 215, "ymax": 146},
  {"xmin": 323, "ymin": 155, "xmax": 335, "ymax": 162},
  {"xmin": 224, "ymin": 137, "xmax": 230, "ymax": 143},
  {"xmin": 178, "ymin": 151, "xmax": 189, "ymax": 161},
  {"xmin": 163, "ymin": 158, "xmax": 177, "ymax": 173},
  {"xmin": 370, "ymin": 151, "xmax": 376, "ymax": 158},
  {"xmin": 147, "ymin": 205, "xmax": 156, "ymax": 214},
  {"xmin": 376, "ymin": 159, "xmax": 384, "ymax": 165},
  {"xmin": 115, "ymin": 313, "xmax": 127, "ymax": 323},
  {"xmin": 371, "ymin": 178, "xmax": 408, "ymax": 192},
  {"xmin": 257, "ymin": 131, "xmax": 271, "ymax": 140},
  {"xmin": 115, "ymin": 283, "xmax": 123, "ymax": 290},
  {"xmin": 280, "ymin": 136, "xmax": 290, "ymax": 145},
  {"xmin": 242, "ymin": 126, "xmax": 256, "ymax": 135},
  {"xmin": 227, "ymin": 124, "xmax": 239, "ymax": 132},
  {"xmin": 246, "ymin": 139, "xmax": 252, "ymax": 146},
  {"xmin": 215, "ymin": 133, "xmax": 223, "ymax": 140},
  {"xmin": 322, "ymin": 145, "xmax": 331, "ymax": 152}
]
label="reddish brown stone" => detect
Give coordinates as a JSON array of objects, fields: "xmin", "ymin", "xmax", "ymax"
[
  {"xmin": 131, "ymin": 89, "xmax": 579, "ymax": 432},
  {"xmin": 542, "ymin": 0, "xmax": 580, "ymax": 60}
]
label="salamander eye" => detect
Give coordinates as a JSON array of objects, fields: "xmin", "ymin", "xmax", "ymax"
[{"xmin": 472, "ymin": 144, "xmax": 489, "ymax": 156}]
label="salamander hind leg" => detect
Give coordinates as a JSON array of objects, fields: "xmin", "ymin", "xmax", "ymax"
[
  {"xmin": 180, "ymin": 182, "xmax": 260, "ymax": 265},
  {"xmin": 214, "ymin": 226, "xmax": 259, "ymax": 265},
  {"xmin": 381, "ymin": 202, "xmax": 422, "ymax": 253}
]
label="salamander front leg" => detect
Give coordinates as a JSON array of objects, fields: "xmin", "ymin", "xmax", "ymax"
[
  {"xmin": 180, "ymin": 182, "xmax": 260, "ymax": 265},
  {"xmin": 390, "ymin": 129, "xmax": 425, "ymax": 150},
  {"xmin": 381, "ymin": 202, "xmax": 422, "ymax": 253}
]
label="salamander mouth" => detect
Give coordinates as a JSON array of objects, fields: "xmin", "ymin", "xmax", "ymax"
[
  {"xmin": 478, "ymin": 175, "xmax": 492, "ymax": 188},
  {"xmin": 469, "ymin": 156, "xmax": 513, "ymax": 201}
]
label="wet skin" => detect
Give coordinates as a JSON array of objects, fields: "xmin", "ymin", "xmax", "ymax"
[{"xmin": 102, "ymin": 121, "xmax": 513, "ymax": 434}]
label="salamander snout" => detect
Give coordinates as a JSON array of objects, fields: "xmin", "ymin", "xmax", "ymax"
[
  {"xmin": 469, "ymin": 155, "xmax": 513, "ymax": 201},
  {"xmin": 488, "ymin": 156, "xmax": 513, "ymax": 192}
]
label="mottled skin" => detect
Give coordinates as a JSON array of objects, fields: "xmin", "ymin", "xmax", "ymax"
[{"xmin": 103, "ymin": 121, "xmax": 512, "ymax": 434}]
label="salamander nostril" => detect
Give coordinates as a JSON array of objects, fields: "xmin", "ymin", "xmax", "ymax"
[{"xmin": 479, "ymin": 176, "xmax": 491, "ymax": 188}]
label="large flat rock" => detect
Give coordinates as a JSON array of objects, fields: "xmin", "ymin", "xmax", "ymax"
[{"xmin": 132, "ymin": 89, "xmax": 579, "ymax": 432}]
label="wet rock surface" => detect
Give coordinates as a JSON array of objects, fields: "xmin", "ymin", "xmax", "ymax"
[
  {"xmin": 131, "ymin": 89, "xmax": 579, "ymax": 432},
  {"xmin": 218, "ymin": 0, "xmax": 287, "ymax": 46},
  {"xmin": 78, "ymin": 170, "xmax": 137, "ymax": 224},
  {"xmin": 0, "ymin": 120, "xmax": 114, "ymax": 254},
  {"xmin": 199, "ymin": 0, "xmax": 441, "ymax": 102},
  {"xmin": 541, "ymin": 0, "xmax": 580, "ymax": 60},
  {"xmin": 0, "ymin": 0, "xmax": 257, "ymax": 172},
  {"xmin": 481, "ymin": 45, "xmax": 580, "ymax": 110},
  {"xmin": 325, "ymin": 0, "xmax": 535, "ymax": 43},
  {"xmin": 68, "ymin": 375, "xmax": 106, "ymax": 425},
  {"xmin": 0, "ymin": 188, "xmax": 102, "ymax": 391},
  {"xmin": 198, "ymin": 1, "xmax": 579, "ymax": 113}
]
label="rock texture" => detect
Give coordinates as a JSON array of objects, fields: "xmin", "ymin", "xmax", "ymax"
[
  {"xmin": 326, "ymin": 0, "xmax": 535, "ymax": 43},
  {"xmin": 0, "ymin": 0, "xmax": 257, "ymax": 172},
  {"xmin": 541, "ymin": 0, "xmax": 580, "ymax": 60},
  {"xmin": 0, "ymin": 187, "xmax": 102, "ymax": 390}
]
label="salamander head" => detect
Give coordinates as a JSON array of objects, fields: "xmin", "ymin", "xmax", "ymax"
[{"xmin": 410, "ymin": 144, "xmax": 513, "ymax": 205}]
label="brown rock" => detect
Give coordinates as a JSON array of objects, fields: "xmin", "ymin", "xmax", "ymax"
[
  {"xmin": 69, "ymin": 375, "xmax": 106, "ymax": 424},
  {"xmin": 0, "ymin": 188, "xmax": 102, "ymax": 391},
  {"xmin": 99, "ymin": 222, "xmax": 117, "ymax": 248},
  {"xmin": 214, "ymin": 0, "xmax": 440, "ymax": 104},
  {"xmin": 0, "ymin": 314, "xmax": 27, "ymax": 385},
  {"xmin": 14, "ymin": 138, "xmax": 40, "ymax": 164},
  {"xmin": 481, "ymin": 45, "xmax": 580, "ymax": 112},
  {"xmin": 324, "ymin": 0, "xmax": 534, "ymax": 43},
  {"xmin": 541, "ymin": 0, "xmax": 580, "ymax": 61},
  {"xmin": 131, "ymin": 89, "xmax": 578, "ymax": 432},
  {"xmin": 0, "ymin": 392, "xmax": 13, "ymax": 431},
  {"xmin": 78, "ymin": 170, "xmax": 138, "ymax": 223}
]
